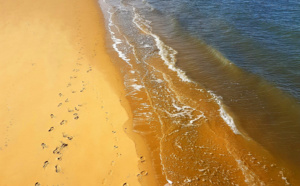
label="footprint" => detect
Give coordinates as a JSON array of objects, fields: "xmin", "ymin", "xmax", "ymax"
[
  {"xmin": 59, "ymin": 93, "xmax": 63, "ymax": 97},
  {"xmin": 140, "ymin": 156, "xmax": 146, "ymax": 163},
  {"xmin": 58, "ymin": 103, "xmax": 62, "ymax": 107},
  {"xmin": 50, "ymin": 114, "xmax": 54, "ymax": 118},
  {"xmin": 74, "ymin": 116, "xmax": 79, "ymax": 120},
  {"xmin": 43, "ymin": 161, "xmax": 49, "ymax": 168},
  {"xmin": 62, "ymin": 133, "xmax": 73, "ymax": 140},
  {"xmin": 41, "ymin": 143, "xmax": 47, "ymax": 149},
  {"xmin": 68, "ymin": 109, "xmax": 74, "ymax": 112},
  {"xmin": 72, "ymin": 91, "xmax": 76, "ymax": 94},
  {"xmin": 65, "ymin": 98, "xmax": 69, "ymax": 103},
  {"xmin": 48, "ymin": 127, "xmax": 54, "ymax": 132},
  {"xmin": 140, "ymin": 171, "xmax": 148, "ymax": 176},
  {"xmin": 60, "ymin": 120, "xmax": 67, "ymax": 125},
  {"xmin": 61, "ymin": 142, "xmax": 68, "ymax": 148},
  {"xmin": 75, "ymin": 107, "xmax": 79, "ymax": 111},
  {"xmin": 53, "ymin": 147, "xmax": 60, "ymax": 154},
  {"xmin": 35, "ymin": 182, "xmax": 41, "ymax": 186},
  {"xmin": 57, "ymin": 156, "xmax": 62, "ymax": 161},
  {"xmin": 55, "ymin": 165, "xmax": 61, "ymax": 173}
]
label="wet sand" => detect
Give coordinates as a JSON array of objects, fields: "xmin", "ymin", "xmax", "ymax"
[{"xmin": 0, "ymin": 0, "xmax": 147, "ymax": 185}]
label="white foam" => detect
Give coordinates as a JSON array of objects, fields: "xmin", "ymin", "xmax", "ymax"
[
  {"xmin": 107, "ymin": 8, "xmax": 133, "ymax": 68},
  {"xmin": 132, "ymin": 9, "xmax": 191, "ymax": 82},
  {"xmin": 236, "ymin": 159, "xmax": 265, "ymax": 185},
  {"xmin": 143, "ymin": 44, "xmax": 152, "ymax": 48},
  {"xmin": 167, "ymin": 179, "xmax": 173, "ymax": 184},
  {"xmin": 131, "ymin": 84, "xmax": 144, "ymax": 91},
  {"xmin": 208, "ymin": 91, "xmax": 240, "ymax": 134}
]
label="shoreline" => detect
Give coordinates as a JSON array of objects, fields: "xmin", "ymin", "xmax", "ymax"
[
  {"xmin": 0, "ymin": 0, "xmax": 149, "ymax": 185},
  {"xmin": 98, "ymin": 0, "xmax": 300, "ymax": 185},
  {"xmin": 1, "ymin": 0, "xmax": 299, "ymax": 185}
]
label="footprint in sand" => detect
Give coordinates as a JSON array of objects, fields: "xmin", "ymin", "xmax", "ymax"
[
  {"xmin": 53, "ymin": 147, "xmax": 60, "ymax": 155},
  {"xmin": 55, "ymin": 165, "xmax": 61, "ymax": 173},
  {"xmin": 72, "ymin": 91, "xmax": 76, "ymax": 94},
  {"xmin": 59, "ymin": 93, "xmax": 63, "ymax": 97},
  {"xmin": 41, "ymin": 143, "xmax": 47, "ymax": 149},
  {"xmin": 60, "ymin": 120, "xmax": 67, "ymax": 125},
  {"xmin": 140, "ymin": 171, "xmax": 148, "ymax": 176},
  {"xmin": 43, "ymin": 161, "xmax": 49, "ymax": 168},
  {"xmin": 140, "ymin": 156, "xmax": 146, "ymax": 163},
  {"xmin": 53, "ymin": 142, "xmax": 68, "ymax": 155},
  {"xmin": 57, "ymin": 156, "xmax": 62, "ymax": 161},
  {"xmin": 58, "ymin": 103, "xmax": 62, "ymax": 107},
  {"xmin": 50, "ymin": 114, "xmax": 54, "ymax": 118},
  {"xmin": 65, "ymin": 98, "xmax": 69, "ymax": 103},
  {"xmin": 68, "ymin": 108, "xmax": 74, "ymax": 112},
  {"xmin": 74, "ymin": 116, "xmax": 79, "ymax": 120},
  {"xmin": 48, "ymin": 127, "xmax": 54, "ymax": 132},
  {"xmin": 35, "ymin": 182, "xmax": 41, "ymax": 186},
  {"xmin": 63, "ymin": 133, "xmax": 73, "ymax": 141}
]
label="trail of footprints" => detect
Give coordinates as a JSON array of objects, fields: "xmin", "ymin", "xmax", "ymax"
[
  {"xmin": 36, "ymin": 13, "xmax": 148, "ymax": 184},
  {"xmin": 102, "ymin": 112, "xmax": 148, "ymax": 185},
  {"xmin": 36, "ymin": 38, "xmax": 93, "ymax": 185}
]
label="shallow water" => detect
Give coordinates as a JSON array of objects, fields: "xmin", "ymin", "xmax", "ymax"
[{"xmin": 98, "ymin": 0, "xmax": 300, "ymax": 184}]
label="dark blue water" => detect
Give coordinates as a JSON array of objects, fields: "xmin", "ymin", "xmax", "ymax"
[
  {"xmin": 133, "ymin": 0, "xmax": 300, "ymax": 170},
  {"xmin": 100, "ymin": 0, "xmax": 300, "ymax": 179},
  {"xmin": 147, "ymin": 0, "xmax": 300, "ymax": 101}
]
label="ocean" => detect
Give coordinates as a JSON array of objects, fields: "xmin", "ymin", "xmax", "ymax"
[{"xmin": 98, "ymin": 0, "xmax": 300, "ymax": 184}]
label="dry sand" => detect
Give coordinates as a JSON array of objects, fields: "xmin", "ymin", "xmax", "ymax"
[{"xmin": 0, "ymin": 0, "xmax": 147, "ymax": 185}]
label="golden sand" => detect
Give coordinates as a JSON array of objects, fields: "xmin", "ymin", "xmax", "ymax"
[
  {"xmin": 0, "ymin": 0, "xmax": 148, "ymax": 185},
  {"xmin": 2, "ymin": 0, "xmax": 300, "ymax": 185}
]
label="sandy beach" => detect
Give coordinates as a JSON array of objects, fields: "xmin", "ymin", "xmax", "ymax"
[
  {"xmin": 2, "ymin": 0, "xmax": 300, "ymax": 185},
  {"xmin": 0, "ymin": 0, "xmax": 149, "ymax": 185}
]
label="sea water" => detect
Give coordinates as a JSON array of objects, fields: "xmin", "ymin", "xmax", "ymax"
[{"xmin": 98, "ymin": 0, "xmax": 300, "ymax": 184}]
